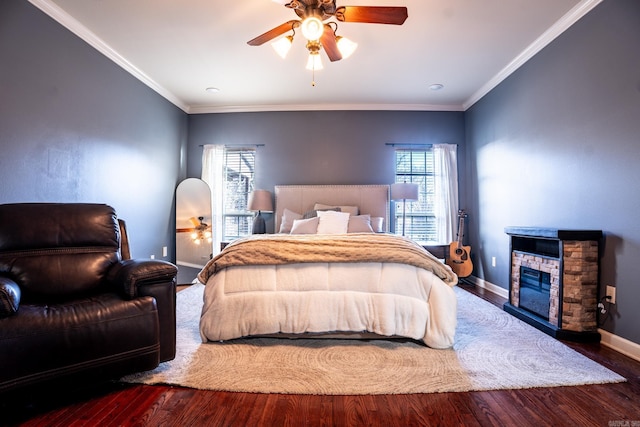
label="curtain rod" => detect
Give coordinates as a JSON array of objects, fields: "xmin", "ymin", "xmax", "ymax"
[
  {"xmin": 199, "ymin": 144, "xmax": 265, "ymax": 148},
  {"xmin": 385, "ymin": 143, "xmax": 458, "ymax": 148},
  {"xmin": 386, "ymin": 143, "xmax": 433, "ymax": 148}
]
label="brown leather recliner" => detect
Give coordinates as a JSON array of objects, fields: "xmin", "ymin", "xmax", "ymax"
[{"xmin": 0, "ymin": 203, "xmax": 177, "ymax": 393}]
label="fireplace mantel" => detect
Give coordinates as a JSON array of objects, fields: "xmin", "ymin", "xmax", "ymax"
[
  {"xmin": 504, "ymin": 227, "xmax": 603, "ymax": 342},
  {"xmin": 504, "ymin": 227, "xmax": 603, "ymax": 241}
]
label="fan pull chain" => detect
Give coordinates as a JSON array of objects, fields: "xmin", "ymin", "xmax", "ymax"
[{"xmin": 311, "ymin": 66, "xmax": 316, "ymax": 87}]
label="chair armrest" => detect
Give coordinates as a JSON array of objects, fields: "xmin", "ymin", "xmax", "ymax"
[
  {"xmin": 107, "ymin": 259, "xmax": 177, "ymax": 299},
  {"xmin": 106, "ymin": 259, "xmax": 178, "ymax": 362},
  {"xmin": 0, "ymin": 276, "xmax": 21, "ymax": 318}
]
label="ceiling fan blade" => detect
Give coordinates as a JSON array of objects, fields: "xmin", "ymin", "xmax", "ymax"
[
  {"xmin": 247, "ymin": 20, "xmax": 299, "ymax": 46},
  {"xmin": 176, "ymin": 228, "xmax": 196, "ymax": 233},
  {"xmin": 335, "ymin": 6, "xmax": 408, "ymax": 25},
  {"xmin": 320, "ymin": 24, "xmax": 342, "ymax": 62}
]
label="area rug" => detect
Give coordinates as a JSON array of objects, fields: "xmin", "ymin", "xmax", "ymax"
[{"xmin": 121, "ymin": 284, "xmax": 625, "ymax": 395}]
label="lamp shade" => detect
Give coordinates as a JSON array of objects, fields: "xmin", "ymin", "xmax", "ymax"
[
  {"xmin": 248, "ymin": 190, "xmax": 273, "ymax": 212},
  {"xmin": 336, "ymin": 36, "xmax": 358, "ymax": 59},
  {"xmin": 305, "ymin": 52, "xmax": 323, "ymax": 71},
  {"xmin": 272, "ymin": 35, "xmax": 293, "ymax": 58},
  {"xmin": 390, "ymin": 182, "xmax": 419, "ymax": 201}
]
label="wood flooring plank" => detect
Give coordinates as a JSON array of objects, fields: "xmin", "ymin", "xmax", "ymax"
[
  {"xmin": 143, "ymin": 386, "xmax": 198, "ymax": 426},
  {"xmin": 317, "ymin": 394, "xmax": 336, "ymax": 426},
  {"xmin": 188, "ymin": 389, "xmax": 250, "ymax": 426},
  {"xmin": 342, "ymin": 395, "xmax": 378, "ymax": 426},
  {"xmin": 89, "ymin": 384, "xmax": 162, "ymax": 427}
]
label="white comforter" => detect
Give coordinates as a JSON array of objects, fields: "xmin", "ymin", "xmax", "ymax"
[{"xmin": 198, "ymin": 234, "xmax": 458, "ymax": 348}]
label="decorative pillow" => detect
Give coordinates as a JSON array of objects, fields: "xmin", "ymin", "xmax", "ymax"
[
  {"xmin": 302, "ymin": 207, "xmax": 340, "ymax": 219},
  {"xmin": 279, "ymin": 208, "xmax": 302, "ymax": 233},
  {"xmin": 370, "ymin": 216, "xmax": 384, "ymax": 233},
  {"xmin": 316, "ymin": 210, "xmax": 351, "ymax": 234},
  {"xmin": 290, "ymin": 217, "xmax": 320, "ymax": 234},
  {"xmin": 314, "ymin": 203, "xmax": 359, "ymax": 216},
  {"xmin": 0, "ymin": 280, "xmax": 21, "ymax": 318},
  {"xmin": 347, "ymin": 214, "xmax": 374, "ymax": 233}
]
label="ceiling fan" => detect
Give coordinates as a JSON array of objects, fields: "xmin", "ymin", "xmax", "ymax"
[
  {"xmin": 247, "ymin": 0, "xmax": 408, "ymax": 65},
  {"xmin": 176, "ymin": 217, "xmax": 212, "ymax": 245}
]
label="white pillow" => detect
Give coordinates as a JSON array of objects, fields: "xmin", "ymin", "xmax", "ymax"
[
  {"xmin": 316, "ymin": 210, "xmax": 350, "ymax": 234},
  {"xmin": 370, "ymin": 216, "xmax": 384, "ymax": 233},
  {"xmin": 279, "ymin": 208, "xmax": 302, "ymax": 233},
  {"xmin": 314, "ymin": 203, "xmax": 359, "ymax": 216},
  {"xmin": 290, "ymin": 217, "xmax": 319, "ymax": 234}
]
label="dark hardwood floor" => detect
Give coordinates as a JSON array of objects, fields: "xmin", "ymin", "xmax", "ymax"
[{"xmin": 3, "ymin": 282, "xmax": 640, "ymax": 426}]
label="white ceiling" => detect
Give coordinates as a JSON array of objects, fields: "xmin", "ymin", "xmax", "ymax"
[{"xmin": 30, "ymin": 0, "xmax": 600, "ymax": 114}]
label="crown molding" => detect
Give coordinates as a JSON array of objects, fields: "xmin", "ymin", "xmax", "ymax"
[
  {"xmin": 188, "ymin": 103, "xmax": 465, "ymax": 114},
  {"xmin": 463, "ymin": 0, "xmax": 603, "ymax": 110},
  {"xmin": 28, "ymin": 0, "xmax": 189, "ymax": 113}
]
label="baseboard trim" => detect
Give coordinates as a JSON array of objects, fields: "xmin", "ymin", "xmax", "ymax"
[
  {"xmin": 467, "ymin": 276, "xmax": 640, "ymax": 363},
  {"xmin": 599, "ymin": 329, "xmax": 640, "ymax": 363},
  {"xmin": 465, "ymin": 275, "xmax": 509, "ymax": 299},
  {"xmin": 176, "ymin": 261, "xmax": 207, "ymax": 269}
]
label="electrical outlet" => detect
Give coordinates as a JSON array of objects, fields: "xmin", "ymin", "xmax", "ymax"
[
  {"xmin": 491, "ymin": 256, "xmax": 496, "ymax": 267},
  {"xmin": 150, "ymin": 254, "xmax": 155, "ymax": 260},
  {"xmin": 162, "ymin": 246, "xmax": 168, "ymax": 257},
  {"xmin": 606, "ymin": 285, "xmax": 616, "ymax": 304}
]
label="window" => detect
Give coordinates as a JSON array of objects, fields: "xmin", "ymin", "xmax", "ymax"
[
  {"xmin": 222, "ymin": 148, "xmax": 255, "ymax": 241},
  {"xmin": 394, "ymin": 149, "xmax": 437, "ymax": 241}
]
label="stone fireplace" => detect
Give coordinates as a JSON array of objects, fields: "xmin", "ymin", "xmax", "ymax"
[{"xmin": 504, "ymin": 227, "xmax": 602, "ymax": 342}]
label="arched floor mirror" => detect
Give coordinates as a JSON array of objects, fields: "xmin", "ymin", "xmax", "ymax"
[{"xmin": 176, "ymin": 178, "xmax": 212, "ymax": 285}]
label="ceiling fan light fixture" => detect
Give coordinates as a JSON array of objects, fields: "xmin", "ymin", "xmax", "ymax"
[
  {"xmin": 336, "ymin": 35, "xmax": 357, "ymax": 59},
  {"xmin": 272, "ymin": 35, "xmax": 294, "ymax": 58},
  {"xmin": 306, "ymin": 52, "xmax": 323, "ymax": 71},
  {"xmin": 301, "ymin": 16, "xmax": 324, "ymax": 41},
  {"xmin": 247, "ymin": 2, "xmax": 409, "ymax": 79}
]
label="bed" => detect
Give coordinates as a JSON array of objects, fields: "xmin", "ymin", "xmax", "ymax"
[{"xmin": 198, "ymin": 185, "xmax": 458, "ymax": 349}]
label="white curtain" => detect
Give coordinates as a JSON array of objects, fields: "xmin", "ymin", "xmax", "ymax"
[
  {"xmin": 433, "ymin": 144, "xmax": 459, "ymax": 244},
  {"xmin": 201, "ymin": 144, "xmax": 225, "ymax": 255}
]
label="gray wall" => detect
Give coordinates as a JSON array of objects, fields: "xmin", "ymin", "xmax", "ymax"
[
  {"xmin": 465, "ymin": 0, "xmax": 640, "ymax": 343},
  {"xmin": 188, "ymin": 110, "xmax": 466, "ymax": 233},
  {"xmin": 0, "ymin": 1, "xmax": 187, "ymax": 260}
]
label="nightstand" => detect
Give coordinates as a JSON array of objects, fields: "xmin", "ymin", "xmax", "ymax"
[{"xmin": 420, "ymin": 244, "xmax": 449, "ymax": 261}]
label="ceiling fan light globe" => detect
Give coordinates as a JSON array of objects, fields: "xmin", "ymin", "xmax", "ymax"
[
  {"xmin": 301, "ymin": 17, "xmax": 324, "ymax": 41},
  {"xmin": 336, "ymin": 36, "xmax": 357, "ymax": 59},
  {"xmin": 272, "ymin": 35, "xmax": 293, "ymax": 58},
  {"xmin": 306, "ymin": 52, "xmax": 323, "ymax": 71}
]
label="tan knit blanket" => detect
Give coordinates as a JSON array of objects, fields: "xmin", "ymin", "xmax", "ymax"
[{"xmin": 198, "ymin": 234, "xmax": 458, "ymax": 286}]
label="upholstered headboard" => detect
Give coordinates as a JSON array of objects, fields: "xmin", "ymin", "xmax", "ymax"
[{"xmin": 274, "ymin": 185, "xmax": 390, "ymax": 232}]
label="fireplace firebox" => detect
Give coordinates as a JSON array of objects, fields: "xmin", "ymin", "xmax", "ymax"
[
  {"xmin": 504, "ymin": 227, "xmax": 602, "ymax": 342},
  {"xmin": 519, "ymin": 266, "xmax": 551, "ymax": 320}
]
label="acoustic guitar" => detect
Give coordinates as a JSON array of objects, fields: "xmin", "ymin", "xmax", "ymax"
[{"xmin": 446, "ymin": 210, "xmax": 473, "ymax": 278}]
